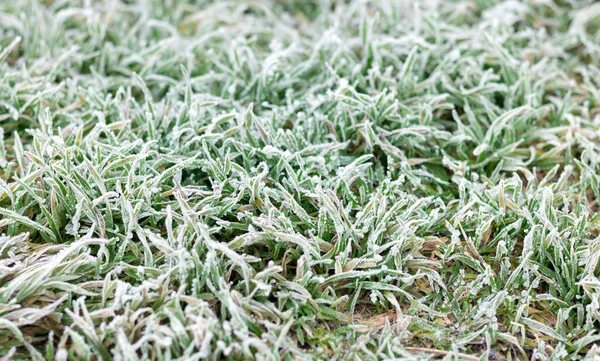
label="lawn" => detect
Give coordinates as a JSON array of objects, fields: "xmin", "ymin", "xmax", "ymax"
[{"xmin": 1, "ymin": 0, "xmax": 600, "ymax": 360}]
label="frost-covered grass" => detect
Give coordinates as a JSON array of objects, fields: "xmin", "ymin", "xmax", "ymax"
[{"xmin": 1, "ymin": 0, "xmax": 600, "ymax": 360}]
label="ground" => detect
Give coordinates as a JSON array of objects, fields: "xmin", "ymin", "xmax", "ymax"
[{"xmin": 1, "ymin": 0, "xmax": 600, "ymax": 360}]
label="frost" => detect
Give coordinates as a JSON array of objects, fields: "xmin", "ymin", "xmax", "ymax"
[{"xmin": 0, "ymin": 0, "xmax": 599, "ymax": 360}]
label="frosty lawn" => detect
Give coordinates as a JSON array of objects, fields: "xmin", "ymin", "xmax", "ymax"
[{"xmin": 1, "ymin": 0, "xmax": 600, "ymax": 360}]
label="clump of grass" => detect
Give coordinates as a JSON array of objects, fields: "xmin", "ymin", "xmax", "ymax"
[{"xmin": 1, "ymin": 0, "xmax": 600, "ymax": 359}]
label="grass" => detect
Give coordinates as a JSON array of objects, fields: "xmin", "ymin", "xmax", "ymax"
[{"xmin": 1, "ymin": 0, "xmax": 600, "ymax": 359}]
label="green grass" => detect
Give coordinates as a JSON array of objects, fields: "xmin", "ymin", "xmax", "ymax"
[{"xmin": 1, "ymin": 0, "xmax": 600, "ymax": 359}]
